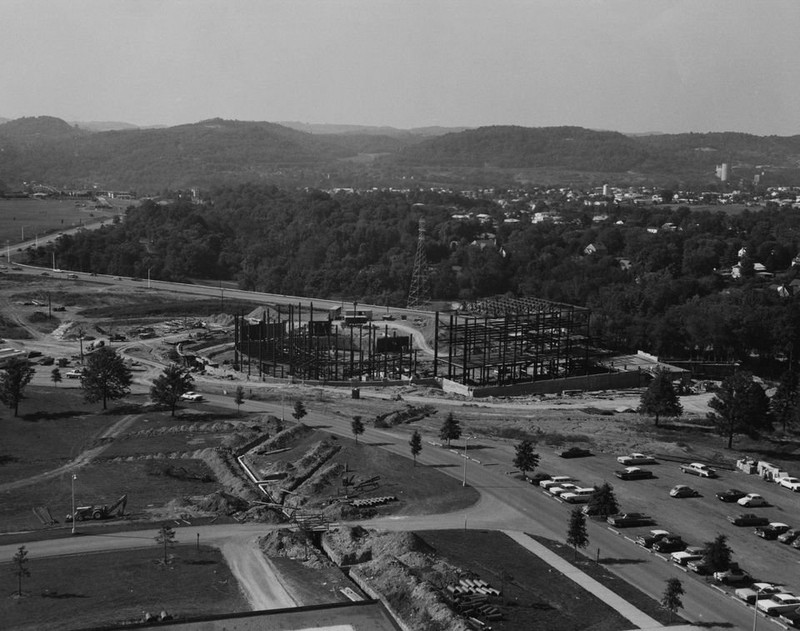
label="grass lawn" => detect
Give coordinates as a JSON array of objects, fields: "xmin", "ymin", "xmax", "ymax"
[
  {"xmin": 417, "ymin": 529, "xmax": 633, "ymax": 631},
  {"xmin": 0, "ymin": 544, "xmax": 248, "ymax": 631},
  {"xmin": 0, "ymin": 198, "xmax": 119, "ymax": 246}
]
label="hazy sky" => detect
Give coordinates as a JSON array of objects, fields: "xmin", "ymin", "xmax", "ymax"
[{"xmin": 2, "ymin": 0, "xmax": 799, "ymax": 135}]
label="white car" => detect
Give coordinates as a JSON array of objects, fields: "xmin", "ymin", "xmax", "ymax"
[
  {"xmin": 737, "ymin": 493, "xmax": 768, "ymax": 507},
  {"xmin": 65, "ymin": 369, "xmax": 82, "ymax": 379},
  {"xmin": 680, "ymin": 462, "xmax": 717, "ymax": 478},
  {"xmin": 539, "ymin": 476, "xmax": 574, "ymax": 490},
  {"xmin": 180, "ymin": 391, "xmax": 203, "ymax": 401},
  {"xmin": 756, "ymin": 593, "xmax": 800, "ymax": 615},
  {"xmin": 735, "ymin": 582, "xmax": 784, "ymax": 604},
  {"xmin": 616, "ymin": 453, "xmax": 656, "ymax": 465},
  {"xmin": 779, "ymin": 477, "xmax": 800, "ymax": 492},
  {"xmin": 549, "ymin": 482, "xmax": 581, "ymax": 497},
  {"xmin": 560, "ymin": 488, "xmax": 595, "ymax": 504}
]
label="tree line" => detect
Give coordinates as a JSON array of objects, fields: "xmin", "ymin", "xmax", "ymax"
[{"xmin": 25, "ymin": 184, "xmax": 800, "ymax": 372}]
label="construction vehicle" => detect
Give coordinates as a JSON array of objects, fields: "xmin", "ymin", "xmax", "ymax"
[{"xmin": 66, "ymin": 494, "xmax": 127, "ymax": 522}]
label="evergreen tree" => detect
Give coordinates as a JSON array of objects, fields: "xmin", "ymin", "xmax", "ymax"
[
  {"xmin": 233, "ymin": 385, "xmax": 245, "ymax": 415},
  {"xmin": 410, "ymin": 429, "xmax": 422, "ymax": 466},
  {"xmin": 50, "ymin": 367, "xmax": 62, "ymax": 387},
  {"xmin": 351, "ymin": 415, "xmax": 365, "ymax": 444},
  {"xmin": 439, "ymin": 412, "xmax": 462, "ymax": 447},
  {"xmin": 11, "ymin": 545, "xmax": 30, "ymax": 598},
  {"xmin": 566, "ymin": 508, "xmax": 589, "ymax": 558},
  {"xmin": 586, "ymin": 482, "xmax": 619, "ymax": 518},
  {"xmin": 707, "ymin": 370, "xmax": 772, "ymax": 448},
  {"xmin": 149, "ymin": 363, "xmax": 194, "ymax": 416},
  {"xmin": 638, "ymin": 369, "xmax": 683, "ymax": 426},
  {"xmin": 0, "ymin": 358, "xmax": 35, "ymax": 417},
  {"xmin": 513, "ymin": 439, "xmax": 540, "ymax": 480},
  {"xmin": 702, "ymin": 534, "xmax": 732, "ymax": 571},
  {"xmin": 80, "ymin": 347, "xmax": 132, "ymax": 410},
  {"xmin": 660, "ymin": 578, "xmax": 684, "ymax": 622},
  {"xmin": 292, "ymin": 400, "xmax": 307, "ymax": 422}
]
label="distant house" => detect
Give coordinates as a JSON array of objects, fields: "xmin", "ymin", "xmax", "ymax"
[{"xmin": 583, "ymin": 243, "xmax": 607, "ymax": 256}]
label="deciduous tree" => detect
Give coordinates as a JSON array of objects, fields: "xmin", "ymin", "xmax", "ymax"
[
  {"xmin": 771, "ymin": 369, "xmax": 799, "ymax": 432},
  {"xmin": 0, "ymin": 358, "xmax": 35, "ymax": 417},
  {"xmin": 155, "ymin": 524, "xmax": 177, "ymax": 564},
  {"xmin": 707, "ymin": 370, "xmax": 772, "ymax": 448},
  {"xmin": 439, "ymin": 412, "xmax": 462, "ymax": 447},
  {"xmin": 638, "ymin": 369, "xmax": 682, "ymax": 426},
  {"xmin": 513, "ymin": 440, "xmax": 540, "ymax": 480},
  {"xmin": 233, "ymin": 385, "xmax": 245, "ymax": 415},
  {"xmin": 409, "ymin": 429, "xmax": 422, "ymax": 466},
  {"xmin": 149, "ymin": 363, "xmax": 193, "ymax": 416},
  {"xmin": 351, "ymin": 415, "xmax": 365, "ymax": 444},
  {"xmin": 80, "ymin": 347, "xmax": 132, "ymax": 410},
  {"xmin": 50, "ymin": 367, "xmax": 62, "ymax": 387},
  {"xmin": 566, "ymin": 508, "xmax": 589, "ymax": 558},
  {"xmin": 660, "ymin": 578, "xmax": 684, "ymax": 622}
]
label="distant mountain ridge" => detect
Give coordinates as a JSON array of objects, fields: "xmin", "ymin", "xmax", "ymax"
[
  {"xmin": 278, "ymin": 121, "xmax": 471, "ymax": 137},
  {"xmin": 1, "ymin": 115, "xmax": 800, "ymax": 192}
]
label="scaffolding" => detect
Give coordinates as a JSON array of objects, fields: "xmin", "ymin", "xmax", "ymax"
[
  {"xmin": 434, "ymin": 297, "xmax": 591, "ymax": 387},
  {"xmin": 234, "ymin": 304, "xmax": 418, "ymax": 381}
]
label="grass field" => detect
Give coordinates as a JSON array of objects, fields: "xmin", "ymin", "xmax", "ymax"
[
  {"xmin": 0, "ymin": 199, "xmax": 120, "ymax": 246},
  {"xmin": 0, "ymin": 545, "xmax": 249, "ymax": 631}
]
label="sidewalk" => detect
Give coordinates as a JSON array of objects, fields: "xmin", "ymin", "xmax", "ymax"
[{"xmin": 502, "ymin": 530, "xmax": 665, "ymax": 630}]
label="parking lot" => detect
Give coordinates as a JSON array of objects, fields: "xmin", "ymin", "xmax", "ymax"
[{"xmin": 534, "ymin": 450, "xmax": 800, "ymax": 595}]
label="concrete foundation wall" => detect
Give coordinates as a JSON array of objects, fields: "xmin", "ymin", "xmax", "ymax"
[{"xmin": 444, "ymin": 370, "xmax": 645, "ymax": 398}]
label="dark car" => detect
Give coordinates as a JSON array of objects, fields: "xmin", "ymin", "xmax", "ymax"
[
  {"xmin": 778, "ymin": 529, "xmax": 800, "ymax": 544},
  {"xmin": 652, "ymin": 537, "xmax": 688, "ymax": 553},
  {"xmin": 607, "ymin": 513, "xmax": 654, "ymax": 528},
  {"xmin": 636, "ymin": 529, "xmax": 671, "ymax": 548},
  {"xmin": 615, "ymin": 467, "xmax": 655, "ymax": 480},
  {"xmin": 559, "ymin": 447, "xmax": 592, "ymax": 459},
  {"xmin": 780, "ymin": 608, "xmax": 800, "ymax": 628},
  {"xmin": 717, "ymin": 489, "xmax": 747, "ymax": 502},
  {"xmin": 728, "ymin": 513, "xmax": 771, "ymax": 527},
  {"xmin": 755, "ymin": 523, "xmax": 791, "ymax": 540},
  {"xmin": 688, "ymin": 559, "xmax": 714, "ymax": 575}
]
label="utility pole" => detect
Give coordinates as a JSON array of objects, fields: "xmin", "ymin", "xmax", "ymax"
[{"xmin": 71, "ymin": 473, "xmax": 77, "ymax": 535}]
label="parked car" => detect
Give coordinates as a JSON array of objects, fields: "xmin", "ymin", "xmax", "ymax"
[
  {"xmin": 757, "ymin": 593, "xmax": 800, "ymax": 615},
  {"xmin": 780, "ymin": 608, "xmax": 800, "ymax": 628},
  {"xmin": 717, "ymin": 488, "xmax": 747, "ymax": 502},
  {"xmin": 755, "ymin": 523, "xmax": 791, "ymax": 540},
  {"xmin": 615, "ymin": 467, "xmax": 654, "ymax": 480},
  {"xmin": 713, "ymin": 565, "xmax": 750, "ymax": 584},
  {"xmin": 560, "ymin": 488, "xmax": 595, "ymax": 503},
  {"xmin": 607, "ymin": 513, "xmax": 654, "ymax": 528},
  {"xmin": 636, "ymin": 529, "xmax": 671, "ymax": 548},
  {"xmin": 793, "ymin": 536, "xmax": 800, "ymax": 549},
  {"xmin": 549, "ymin": 482, "xmax": 581, "ymax": 497},
  {"xmin": 680, "ymin": 462, "xmax": 718, "ymax": 478},
  {"xmin": 687, "ymin": 559, "xmax": 714, "ymax": 575},
  {"xmin": 540, "ymin": 476, "xmax": 575, "ymax": 490},
  {"xmin": 65, "ymin": 369, "xmax": 82, "ymax": 379},
  {"xmin": 616, "ymin": 453, "xmax": 657, "ymax": 465},
  {"xmin": 738, "ymin": 493, "xmax": 769, "ymax": 507},
  {"xmin": 670, "ymin": 485, "xmax": 700, "ymax": 498},
  {"xmin": 559, "ymin": 447, "xmax": 592, "ymax": 458},
  {"xmin": 671, "ymin": 546, "xmax": 704, "ymax": 566},
  {"xmin": 728, "ymin": 513, "xmax": 771, "ymax": 527},
  {"xmin": 652, "ymin": 537, "xmax": 687, "ymax": 553},
  {"xmin": 778, "ymin": 529, "xmax": 800, "ymax": 544},
  {"xmin": 779, "ymin": 477, "xmax": 800, "ymax": 492},
  {"xmin": 180, "ymin": 391, "xmax": 203, "ymax": 401},
  {"xmin": 736, "ymin": 583, "xmax": 785, "ymax": 604}
]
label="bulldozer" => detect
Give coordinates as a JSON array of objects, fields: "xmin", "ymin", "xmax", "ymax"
[{"xmin": 66, "ymin": 494, "xmax": 127, "ymax": 522}]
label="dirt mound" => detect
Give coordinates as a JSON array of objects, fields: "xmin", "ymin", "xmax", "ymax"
[
  {"xmin": 196, "ymin": 490, "xmax": 249, "ymax": 514},
  {"xmin": 205, "ymin": 313, "xmax": 235, "ymax": 327},
  {"xmin": 252, "ymin": 424, "xmax": 313, "ymax": 454},
  {"xmin": 258, "ymin": 528, "xmax": 335, "ymax": 570}
]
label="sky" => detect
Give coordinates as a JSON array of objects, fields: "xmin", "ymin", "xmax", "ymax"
[{"xmin": 2, "ymin": 0, "xmax": 799, "ymax": 136}]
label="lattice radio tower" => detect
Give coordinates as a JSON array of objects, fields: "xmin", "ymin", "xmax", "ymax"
[{"xmin": 407, "ymin": 218, "xmax": 431, "ymax": 308}]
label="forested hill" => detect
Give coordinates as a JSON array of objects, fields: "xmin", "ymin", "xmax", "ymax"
[{"xmin": 2, "ymin": 116, "xmax": 800, "ymax": 192}]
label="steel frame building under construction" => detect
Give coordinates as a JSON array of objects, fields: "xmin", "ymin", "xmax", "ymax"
[
  {"xmin": 234, "ymin": 303, "xmax": 418, "ymax": 382},
  {"xmin": 433, "ymin": 296, "xmax": 591, "ymax": 387}
]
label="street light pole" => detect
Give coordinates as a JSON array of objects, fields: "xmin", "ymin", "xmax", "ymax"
[
  {"xmin": 71, "ymin": 473, "xmax": 77, "ymax": 535},
  {"xmin": 462, "ymin": 435, "xmax": 470, "ymax": 487}
]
